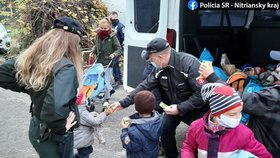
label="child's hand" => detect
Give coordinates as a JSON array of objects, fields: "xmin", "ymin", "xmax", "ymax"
[
  {"xmin": 199, "ymin": 62, "xmax": 214, "ymax": 79},
  {"xmin": 104, "ymin": 108, "xmax": 112, "ymax": 116},
  {"xmin": 121, "ymin": 120, "xmax": 129, "ymax": 129},
  {"xmin": 103, "ymin": 102, "xmax": 113, "ymax": 115},
  {"xmin": 121, "ymin": 117, "xmax": 131, "ymax": 129}
]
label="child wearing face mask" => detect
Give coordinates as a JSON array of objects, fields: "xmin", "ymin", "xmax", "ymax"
[
  {"xmin": 91, "ymin": 18, "xmax": 122, "ymax": 102},
  {"xmin": 181, "ymin": 83, "xmax": 272, "ymax": 158}
]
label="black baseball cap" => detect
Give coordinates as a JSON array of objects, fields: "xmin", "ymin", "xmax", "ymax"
[
  {"xmin": 53, "ymin": 16, "xmax": 84, "ymax": 37},
  {"xmin": 141, "ymin": 37, "xmax": 170, "ymax": 60}
]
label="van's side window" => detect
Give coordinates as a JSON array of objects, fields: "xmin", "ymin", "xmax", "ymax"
[
  {"xmin": 199, "ymin": 10, "xmax": 248, "ymax": 27},
  {"xmin": 134, "ymin": 0, "xmax": 160, "ymax": 33}
]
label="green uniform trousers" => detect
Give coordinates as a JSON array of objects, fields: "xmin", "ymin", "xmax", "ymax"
[{"xmin": 28, "ymin": 117, "xmax": 74, "ymax": 158}]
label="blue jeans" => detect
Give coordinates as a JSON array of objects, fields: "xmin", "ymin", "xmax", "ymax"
[
  {"xmin": 76, "ymin": 146, "xmax": 93, "ymax": 158},
  {"xmin": 104, "ymin": 68, "xmax": 113, "ymax": 99},
  {"xmin": 113, "ymin": 57, "xmax": 121, "ymax": 82}
]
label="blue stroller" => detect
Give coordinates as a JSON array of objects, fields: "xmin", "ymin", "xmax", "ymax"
[{"xmin": 81, "ymin": 60, "xmax": 113, "ymax": 107}]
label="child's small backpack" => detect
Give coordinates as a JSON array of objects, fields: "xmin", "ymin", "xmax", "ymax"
[{"xmin": 226, "ymin": 72, "xmax": 248, "ymax": 92}]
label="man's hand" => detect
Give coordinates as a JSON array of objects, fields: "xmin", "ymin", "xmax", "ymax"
[
  {"xmin": 65, "ymin": 112, "xmax": 77, "ymax": 132},
  {"xmin": 110, "ymin": 102, "xmax": 124, "ymax": 112},
  {"xmin": 164, "ymin": 104, "xmax": 179, "ymax": 115},
  {"xmin": 199, "ymin": 62, "xmax": 214, "ymax": 79}
]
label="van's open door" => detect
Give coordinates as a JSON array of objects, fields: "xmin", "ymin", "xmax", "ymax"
[{"xmin": 123, "ymin": 0, "xmax": 168, "ymax": 91}]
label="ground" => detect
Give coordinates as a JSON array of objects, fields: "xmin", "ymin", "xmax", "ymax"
[{"xmin": 0, "ymin": 84, "xmax": 188, "ymax": 158}]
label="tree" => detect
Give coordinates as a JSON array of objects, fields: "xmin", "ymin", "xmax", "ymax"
[{"xmin": 1, "ymin": 0, "xmax": 108, "ymax": 55}]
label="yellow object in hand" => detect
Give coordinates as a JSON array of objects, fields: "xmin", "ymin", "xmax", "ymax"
[
  {"xmin": 122, "ymin": 117, "xmax": 131, "ymax": 126},
  {"xmin": 159, "ymin": 102, "xmax": 169, "ymax": 109},
  {"xmin": 202, "ymin": 60, "xmax": 212, "ymax": 66},
  {"xmin": 103, "ymin": 102, "xmax": 110, "ymax": 109}
]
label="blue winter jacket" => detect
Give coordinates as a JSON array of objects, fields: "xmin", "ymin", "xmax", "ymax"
[
  {"xmin": 112, "ymin": 20, "xmax": 125, "ymax": 45},
  {"xmin": 120, "ymin": 112, "xmax": 163, "ymax": 158}
]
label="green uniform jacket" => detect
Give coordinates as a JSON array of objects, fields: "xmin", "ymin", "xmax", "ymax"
[
  {"xmin": 0, "ymin": 57, "xmax": 80, "ymax": 134},
  {"xmin": 93, "ymin": 30, "xmax": 122, "ymax": 67}
]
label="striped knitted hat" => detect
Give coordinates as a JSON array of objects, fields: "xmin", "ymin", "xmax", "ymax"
[{"xmin": 201, "ymin": 83, "xmax": 242, "ymax": 116}]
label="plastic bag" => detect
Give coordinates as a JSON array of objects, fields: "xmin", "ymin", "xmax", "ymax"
[
  {"xmin": 199, "ymin": 48, "xmax": 214, "ymax": 62},
  {"xmin": 213, "ymin": 66, "xmax": 228, "ymax": 81},
  {"xmin": 244, "ymin": 80, "xmax": 264, "ymax": 93},
  {"xmin": 220, "ymin": 53, "xmax": 236, "ymax": 76}
]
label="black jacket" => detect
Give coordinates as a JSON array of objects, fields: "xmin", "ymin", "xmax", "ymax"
[
  {"xmin": 0, "ymin": 57, "xmax": 80, "ymax": 134},
  {"xmin": 206, "ymin": 73, "xmax": 280, "ymax": 157},
  {"xmin": 120, "ymin": 49, "xmax": 208, "ymax": 124}
]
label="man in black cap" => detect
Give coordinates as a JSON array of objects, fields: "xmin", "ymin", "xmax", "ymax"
[{"xmin": 111, "ymin": 37, "xmax": 208, "ymax": 158}]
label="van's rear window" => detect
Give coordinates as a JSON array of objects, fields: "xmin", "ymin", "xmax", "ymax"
[
  {"xmin": 134, "ymin": 0, "xmax": 160, "ymax": 33},
  {"xmin": 199, "ymin": 10, "xmax": 248, "ymax": 27}
]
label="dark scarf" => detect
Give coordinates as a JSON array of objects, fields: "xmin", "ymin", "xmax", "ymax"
[
  {"xmin": 97, "ymin": 29, "xmax": 111, "ymax": 40},
  {"xmin": 204, "ymin": 113, "xmax": 227, "ymax": 158}
]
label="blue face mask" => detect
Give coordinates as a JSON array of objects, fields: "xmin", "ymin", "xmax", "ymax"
[{"xmin": 216, "ymin": 113, "xmax": 241, "ymax": 128}]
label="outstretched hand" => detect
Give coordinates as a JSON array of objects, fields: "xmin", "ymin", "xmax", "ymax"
[
  {"xmin": 110, "ymin": 102, "xmax": 124, "ymax": 113},
  {"xmin": 65, "ymin": 111, "xmax": 77, "ymax": 132},
  {"xmin": 199, "ymin": 62, "xmax": 214, "ymax": 79},
  {"xmin": 104, "ymin": 108, "xmax": 113, "ymax": 116},
  {"xmin": 164, "ymin": 104, "xmax": 179, "ymax": 115}
]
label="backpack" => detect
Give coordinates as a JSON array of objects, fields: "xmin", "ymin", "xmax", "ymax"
[{"xmin": 226, "ymin": 72, "xmax": 248, "ymax": 92}]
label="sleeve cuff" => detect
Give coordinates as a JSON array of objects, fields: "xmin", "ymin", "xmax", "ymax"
[
  {"xmin": 122, "ymin": 128, "xmax": 128, "ymax": 132},
  {"xmin": 206, "ymin": 73, "xmax": 220, "ymax": 82}
]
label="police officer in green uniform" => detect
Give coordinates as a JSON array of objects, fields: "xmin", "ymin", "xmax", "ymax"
[{"xmin": 0, "ymin": 17, "xmax": 84, "ymax": 158}]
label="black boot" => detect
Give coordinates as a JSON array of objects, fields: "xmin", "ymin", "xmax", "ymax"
[{"xmin": 110, "ymin": 89, "xmax": 115, "ymax": 96}]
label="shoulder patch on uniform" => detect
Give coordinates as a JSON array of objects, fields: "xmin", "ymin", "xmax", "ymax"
[{"xmin": 124, "ymin": 136, "xmax": 130, "ymax": 144}]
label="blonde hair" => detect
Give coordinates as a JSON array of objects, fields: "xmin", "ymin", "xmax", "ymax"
[
  {"xmin": 99, "ymin": 18, "xmax": 112, "ymax": 27},
  {"xmin": 15, "ymin": 29, "xmax": 83, "ymax": 91}
]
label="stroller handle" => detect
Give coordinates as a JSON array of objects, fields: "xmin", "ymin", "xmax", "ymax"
[{"xmin": 104, "ymin": 59, "xmax": 113, "ymax": 72}]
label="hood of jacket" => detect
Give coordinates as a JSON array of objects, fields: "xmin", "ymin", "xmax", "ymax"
[{"xmin": 129, "ymin": 112, "xmax": 163, "ymax": 141}]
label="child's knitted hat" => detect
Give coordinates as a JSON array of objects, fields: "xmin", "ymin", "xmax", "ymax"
[
  {"xmin": 134, "ymin": 90, "xmax": 155, "ymax": 114},
  {"xmin": 201, "ymin": 83, "xmax": 242, "ymax": 116}
]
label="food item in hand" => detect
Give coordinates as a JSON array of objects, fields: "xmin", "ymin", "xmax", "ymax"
[
  {"xmin": 159, "ymin": 102, "xmax": 169, "ymax": 109},
  {"xmin": 103, "ymin": 102, "xmax": 111, "ymax": 110},
  {"xmin": 122, "ymin": 117, "xmax": 131, "ymax": 126}
]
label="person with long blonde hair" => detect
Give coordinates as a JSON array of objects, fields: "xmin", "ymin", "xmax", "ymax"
[
  {"xmin": 92, "ymin": 17, "xmax": 122, "ymax": 102},
  {"xmin": 0, "ymin": 17, "xmax": 84, "ymax": 158}
]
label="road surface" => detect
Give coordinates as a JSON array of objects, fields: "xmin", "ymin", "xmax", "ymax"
[{"xmin": 0, "ymin": 84, "xmax": 188, "ymax": 158}]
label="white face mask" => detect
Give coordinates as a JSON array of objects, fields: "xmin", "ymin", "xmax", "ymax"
[
  {"xmin": 216, "ymin": 113, "xmax": 241, "ymax": 128},
  {"xmin": 151, "ymin": 62, "xmax": 162, "ymax": 69}
]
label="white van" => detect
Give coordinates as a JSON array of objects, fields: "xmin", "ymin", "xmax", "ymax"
[{"xmin": 123, "ymin": 0, "xmax": 280, "ymax": 91}]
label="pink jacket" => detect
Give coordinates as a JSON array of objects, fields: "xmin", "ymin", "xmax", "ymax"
[{"xmin": 181, "ymin": 113, "xmax": 272, "ymax": 158}]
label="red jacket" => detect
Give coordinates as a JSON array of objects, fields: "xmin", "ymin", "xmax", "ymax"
[{"xmin": 181, "ymin": 112, "xmax": 272, "ymax": 158}]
